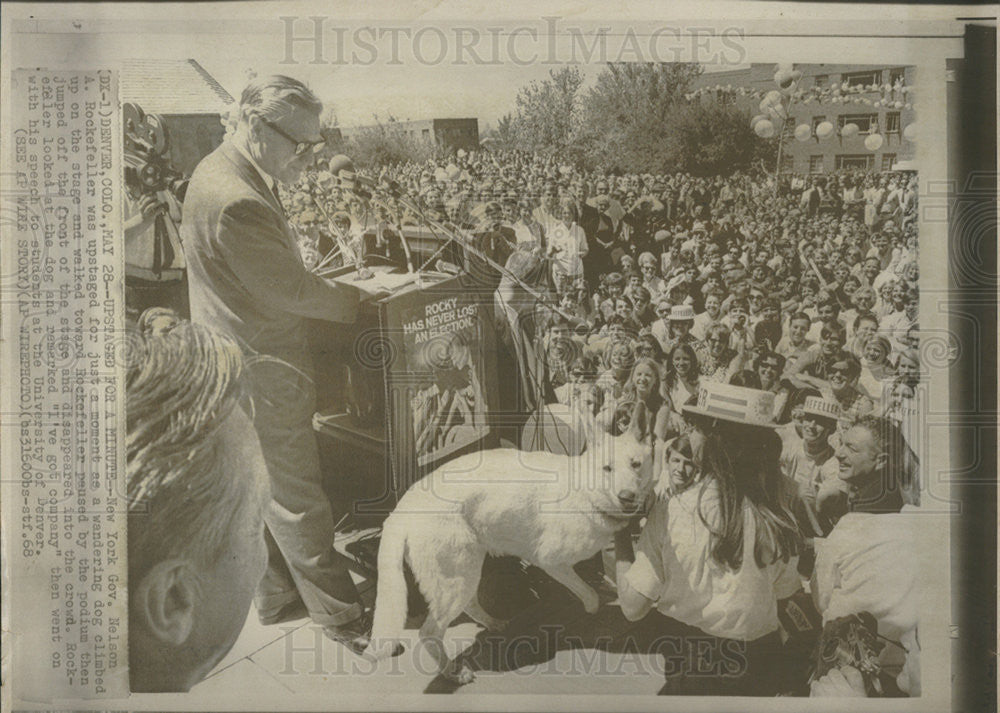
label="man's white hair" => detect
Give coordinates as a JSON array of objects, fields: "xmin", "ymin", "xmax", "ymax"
[
  {"xmin": 238, "ymin": 74, "xmax": 322, "ymax": 124},
  {"xmin": 126, "ymin": 310, "xmax": 264, "ymax": 581}
]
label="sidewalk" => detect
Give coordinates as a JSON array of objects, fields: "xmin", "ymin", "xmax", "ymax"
[{"xmin": 197, "ymin": 530, "xmax": 666, "ymax": 697}]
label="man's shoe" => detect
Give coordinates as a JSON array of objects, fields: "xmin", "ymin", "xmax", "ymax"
[{"xmin": 322, "ymin": 613, "xmax": 372, "ymax": 656}]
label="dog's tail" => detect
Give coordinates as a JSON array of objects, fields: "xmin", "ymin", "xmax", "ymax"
[{"xmin": 364, "ymin": 516, "xmax": 409, "ymax": 660}]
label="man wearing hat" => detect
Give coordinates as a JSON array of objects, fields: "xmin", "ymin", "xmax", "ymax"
[
  {"xmin": 659, "ymin": 304, "xmax": 701, "ymax": 355},
  {"xmin": 780, "ymin": 395, "xmax": 849, "ymax": 537}
]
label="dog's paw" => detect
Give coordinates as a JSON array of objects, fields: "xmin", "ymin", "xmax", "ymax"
[
  {"xmin": 581, "ymin": 589, "xmax": 600, "ymax": 615},
  {"xmin": 444, "ymin": 664, "xmax": 476, "ymax": 685}
]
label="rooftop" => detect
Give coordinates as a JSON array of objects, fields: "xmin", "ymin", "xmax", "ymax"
[{"xmin": 120, "ymin": 58, "xmax": 234, "ymax": 115}]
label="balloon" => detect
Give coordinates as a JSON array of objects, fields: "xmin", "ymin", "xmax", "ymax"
[
  {"xmin": 446, "ymin": 163, "xmax": 461, "ymax": 180},
  {"xmin": 775, "ymin": 62, "xmax": 794, "ymax": 74},
  {"xmin": 903, "ymin": 123, "xmax": 917, "ymax": 141},
  {"xmin": 794, "ymin": 123, "xmax": 812, "ymax": 142},
  {"xmin": 791, "ymin": 70, "xmax": 802, "ymax": 81},
  {"xmin": 894, "ymin": 101, "xmax": 904, "ymax": 109},
  {"xmin": 774, "ymin": 69, "xmax": 795, "ymax": 90},
  {"xmin": 767, "ymin": 104, "xmax": 787, "ymax": 121},
  {"xmin": 764, "ymin": 89, "xmax": 783, "ymax": 106},
  {"xmin": 864, "ymin": 133, "xmax": 884, "ymax": 151},
  {"xmin": 841, "ymin": 123, "xmax": 860, "ymax": 138},
  {"xmin": 754, "ymin": 119, "xmax": 775, "ymax": 138},
  {"xmin": 456, "ymin": 148, "xmax": 466, "ymax": 158},
  {"xmin": 434, "ymin": 168, "xmax": 447, "ymax": 181},
  {"xmin": 815, "ymin": 121, "xmax": 835, "ymax": 140},
  {"xmin": 750, "ymin": 113, "xmax": 769, "ymax": 129},
  {"xmin": 759, "ymin": 97, "xmax": 772, "ymax": 112}
]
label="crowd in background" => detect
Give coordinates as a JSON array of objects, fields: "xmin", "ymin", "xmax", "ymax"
[{"xmin": 282, "ymin": 151, "xmax": 920, "ymax": 456}]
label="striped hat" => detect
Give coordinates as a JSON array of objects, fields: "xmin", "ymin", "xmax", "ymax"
[
  {"xmin": 682, "ymin": 382, "xmax": 777, "ymax": 427},
  {"xmin": 801, "ymin": 396, "xmax": 840, "ymax": 423}
]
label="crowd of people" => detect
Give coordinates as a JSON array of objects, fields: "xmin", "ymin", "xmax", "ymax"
[
  {"xmin": 128, "ymin": 75, "xmax": 922, "ymax": 697},
  {"xmin": 277, "ymin": 146, "xmax": 922, "ymax": 696},
  {"xmin": 283, "ymin": 151, "xmax": 920, "ymax": 457}
]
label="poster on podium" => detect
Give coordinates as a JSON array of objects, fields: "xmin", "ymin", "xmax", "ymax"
[{"xmin": 380, "ymin": 275, "xmax": 498, "ymax": 491}]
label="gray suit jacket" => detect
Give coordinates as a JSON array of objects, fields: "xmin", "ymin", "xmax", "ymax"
[{"xmin": 182, "ymin": 141, "xmax": 358, "ymax": 370}]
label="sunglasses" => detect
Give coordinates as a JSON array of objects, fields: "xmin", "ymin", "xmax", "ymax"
[{"xmin": 261, "ymin": 118, "xmax": 325, "ymax": 156}]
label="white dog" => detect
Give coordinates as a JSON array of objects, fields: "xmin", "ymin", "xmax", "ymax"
[{"xmin": 364, "ymin": 434, "xmax": 655, "ymax": 683}]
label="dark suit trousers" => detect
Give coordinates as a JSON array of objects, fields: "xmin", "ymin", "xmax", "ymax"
[{"xmin": 248, "ymin": 359, "xmax": 363, "ymax": 627}]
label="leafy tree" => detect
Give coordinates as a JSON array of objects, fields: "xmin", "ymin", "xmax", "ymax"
[
  {"xmin": 576, "ymin": 63, "xmax": 703, "ymax": 172},
  {"xmin": 345, "ymin": 115, "xmax": 436, "ymax": 169},
  {"xmin": 510, "ymin": 66, "xmax": 584, "ymax": 156},
  {"xmin": 664, "ymin": 102, "xmax": 778, "ymax": 176}
]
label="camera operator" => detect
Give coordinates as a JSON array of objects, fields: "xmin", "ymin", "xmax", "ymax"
[{"xmin": 124, "ymin": 189, "xmax": 187, "ymax": 322}]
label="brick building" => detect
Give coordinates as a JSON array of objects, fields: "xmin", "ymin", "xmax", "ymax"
[
  {"xmin": 691, "ymin": 63, "xmax": 916, "ymax": 174},
  {"xmin": 339, "ymin": 117, "xmax": 479, "ymax": 151}
]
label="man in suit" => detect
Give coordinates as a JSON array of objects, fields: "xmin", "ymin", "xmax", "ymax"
[
  {"xmin": 182, "ymin": 75, "xmax": 370, "ymax": 651},
  {"xmin": 569, "ymin": 181, "xmax": 600, "ymax": 287}
]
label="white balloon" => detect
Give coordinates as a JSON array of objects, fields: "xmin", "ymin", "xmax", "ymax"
[
  {"xmin": 774, "ymin": 69, "xmax": 795, "ymax": 90},
  {"xmin": 815, "ymin": 121, "xmax": 835, "ymax": 140},
  {"xmin": 864, "ymin": 133, "xmax": 884, "ymax": 151},
  {"xmin": 841, "ymin": 123, "xmax": 860, "ymax": 138},
  {"xmin": 767, "ymin": 104, "xmax": 787, "ymax": 121},
  {"xmin": 750, "ymin": 113, "xmax": 769, "ymax": 129},
  {"xmin": 775, "ymin": 62, "xmax": 794, "ymax": 74},
  {"xmin": 754, "ymin": 119, "xmax": 775, "ymax": 139},
  {"xmin": 903, "ymin": 123, "xmax": 917, "ymax": 141},
  {"xmin": 794, "ymin": 123, "xmax": 812, "ymax": 142},
  {"xmin": 764, "ymin": 89, "xmax": 783, "ymax": 106},
  {"xmin": 791, "ymin": 70, "xmax": 802, "ymax": 81}
]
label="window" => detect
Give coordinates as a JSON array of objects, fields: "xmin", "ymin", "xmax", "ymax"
[
  {"xmin": 809, "ymin": 155, "xmax": 825, "ymax": 174},
  {"xmin": 811, "ymin": 115, "xmax": 827, "ymax": 131},
  {"xmin": 780, "ymin": 153, "xmax": 795, "ymax": 172},
  {"xmin": 881, "ymin": 154, "xmax": 897, "ymax": 171},
  {"xmin": 842, "ymin": 70, "xmax": 880, "ymax": 88},
  {"xmin": 422, "ymin": 128, "xmax": 430, "ymax": 139},
  {"xmin": 888, "ymin": 67, "xmax": 906, "ymax": 85},
  {"xmin": 838, "ymin": 113, "xmax": 880, "ymax": 133},
  {"xmin": 835, "ymin": 154, "xmax": 875, "ymax": 170},
  {"xmin": 813, "ymin": 74, "xmax": 828, "ymax": 88},
  {"xmin": 885, "ymin": 112, "xmax": 901, "ymax": 134}
]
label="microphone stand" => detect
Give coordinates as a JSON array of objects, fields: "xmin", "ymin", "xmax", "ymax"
[{"xmin": 397, "ymin": 193, "xmax": 575, "ymax": 323}]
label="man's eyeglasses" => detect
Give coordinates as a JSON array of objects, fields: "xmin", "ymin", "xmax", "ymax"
[{"xmin": 261, "ymin": 118, "xmax": 325, "ymax": 156}]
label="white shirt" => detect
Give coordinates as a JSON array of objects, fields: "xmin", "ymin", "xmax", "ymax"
[
  {"xmin": 627, "ymin": 480, "xmax": 801, "ymax": 641},
  {"xmin": 812, "ymin": 508, "xmax": 919, "ymax": 642},
  {"xmin": 547, "ymin": 221, "xmax": 587, "ymax": 278}
]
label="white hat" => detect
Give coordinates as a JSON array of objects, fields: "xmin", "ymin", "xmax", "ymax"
[
  {"xmin": 801, "ymin": 396, "xmax": 840, "ymax": 423},
  {"xmin": 682, "ymin": 382, "xmax": 777, "ymax": 427},
  {"xmin": 668, "ymin": 305, "xmax": 696, "ymax": 321}
]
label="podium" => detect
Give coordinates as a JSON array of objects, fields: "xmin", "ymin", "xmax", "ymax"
[{"xmin": 311, "ymin": 264, "xmax": 500, "ymax": 515}]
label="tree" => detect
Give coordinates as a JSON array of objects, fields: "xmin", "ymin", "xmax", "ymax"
[
  {"xmin": 664, "ymin": 102, "xmax": 777, "ymax": 176},
  {"xmin": 510, "ymin": 66, "xmax": 584, "ymax": 156},
  {"xmin": 346, "ymin": 115, "xmax": 436, "ymax": 169},
  {"xmin": 575, "ymin": 63, "xmax": 703, "ymax": 172}
]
